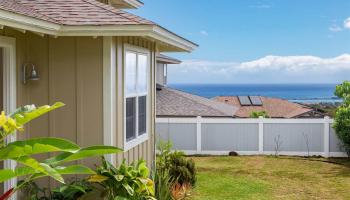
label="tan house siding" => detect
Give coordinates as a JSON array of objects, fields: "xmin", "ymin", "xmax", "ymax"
[
  {"xmin": 116, "ymin": 37, "xmax": 156, "ymax": 168},
  {"xmin": 0, "ymin": 27, "xmax": 155, "ymax": 175}
]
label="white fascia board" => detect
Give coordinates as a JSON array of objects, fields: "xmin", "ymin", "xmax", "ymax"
[
  {"xmin": 0, "ymin": 10, "xmax": 197, "ymax": 52},
  {"xmin": 149, "ymin": 26, "xmax": 198, "ymax": 52},
  {"xmin": 122, "ymin": 0, "xmax": 143, "ymax": 8},
  {"xmin": 111, "ymin": 0, "xmax": 143, "ymax": 9},
  {"xmin": 0, "ymin": 10, "xmax": 60, "ymax": 35}
]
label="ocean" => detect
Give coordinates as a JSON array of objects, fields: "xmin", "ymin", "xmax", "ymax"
[{"xmin": 168, "ymin": 83, "xmax": 341, "ymax": 103}]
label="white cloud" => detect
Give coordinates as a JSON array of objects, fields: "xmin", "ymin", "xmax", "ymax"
[
  {"xmin": 169, "ymin": 54, "xmax": 350, "ymax": 83},
  {"xmin": 200, "ymin": 30, "xmax": 208, "ymax": 36},
  {"xmin": 344, "ymin": 17, "xmax": 350, "ymax": 29},
  {"xmin": 238, "ymin": 54, "xmax": 350, "ymax": 72},
  {"xmin": 329, "ymin": 24, "xmax": 342, "ymax": 32}
]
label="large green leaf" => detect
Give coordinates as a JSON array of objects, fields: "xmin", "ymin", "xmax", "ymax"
[
  {"xmin": 0, "ymin": 138, "xmax": 80, "ymax": 161},
  {"xmin": 0, "ymin": 169, "xmax": 18, "ymax": 183},
  {"xmin": 55, "ymin": 165, "xmax": 96, "ymax": 175},
  {"xmin": 0, "ymin": 166, "xmax": 43, "ymax": 183},
  {"xmin": 0, "ymin": 165, "xmax": 95, "ymax": 183},
  {"xmin": 45, "ymin": 146, "xmax": 122, "ymax": 165},
  {"xmin": 12, "ymin": 102, "xmax": 65, "ymax": 126},
  {"xmin": 16, "ymin": 156, "xmax": 64, "ymax": 184}
]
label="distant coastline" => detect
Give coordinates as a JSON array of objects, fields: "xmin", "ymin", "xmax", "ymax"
[{"xmin": 168, "ymin": 83, "xmax": 341, "ymax": 103}]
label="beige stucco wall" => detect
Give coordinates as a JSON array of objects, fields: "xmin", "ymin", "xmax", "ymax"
[{"xmin": 0, "ymin": 28, "xmax": 156, "ymax": 189}]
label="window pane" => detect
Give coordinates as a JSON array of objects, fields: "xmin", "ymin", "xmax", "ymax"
[
  {"xmin": 138, "ymin": 54, "xmax": 147, "ymax": 94},
  {"xmin": 126, "ymin": 97, "xmax": 136, "ymax": 141},
  {"xmin": 138, "ymin": 96, "xmax": 147, "ymax": 135},
  {"xmin": 126, "ymin": 52, "xmax": 137, "ymax": 95}
]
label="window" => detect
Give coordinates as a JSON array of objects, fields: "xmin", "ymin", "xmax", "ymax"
[{"xmin": 124, "ymin": 46, "xmax": 149, "ymax": 149}]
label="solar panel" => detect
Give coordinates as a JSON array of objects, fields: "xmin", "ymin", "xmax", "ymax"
[
  {"xmin": 238, "ymin": 96, "xmax": 252, "ymax": 106},
  {"xmin": 249, "ymin": 96, "xmax": 263, "ymax": 106}
]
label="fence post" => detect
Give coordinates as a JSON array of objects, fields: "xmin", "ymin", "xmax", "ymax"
[
  {"xmin": 258, "ymin": 116, "xmax": 264, "ymax": 154},
  {"xmin": 196, "ymin": 116, "xmax": 202, "ymax": 153},
  {"xmin": 324, "ymin": 116, "xmax": 330, "ymax": 158}
]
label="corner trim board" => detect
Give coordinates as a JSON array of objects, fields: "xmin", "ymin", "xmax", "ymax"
[
  {"xmin": 0, "ymin": 35, "xmax": 17, "ymax": 199},
  {"xmin": 103, "ymin": 36, "xmax": 117, "ymax": 164}
]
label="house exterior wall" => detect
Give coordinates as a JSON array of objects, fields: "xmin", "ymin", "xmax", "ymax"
[
  {"xmin": 156, "ymin": 62, "xmax": 165, "ymax": 85},
  {"xmin": 0, "ymin": 28, "xmax": 156, "ymax": 181}
]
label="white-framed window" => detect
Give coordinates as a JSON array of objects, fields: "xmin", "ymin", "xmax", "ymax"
[{"xmin": 124, "ymin": 44, "xmax": 150, "ymax": 150}]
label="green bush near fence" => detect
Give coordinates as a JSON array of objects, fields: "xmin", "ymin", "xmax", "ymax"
[{"xmin": 333, "ymin": 81, "xmax": 350, "ymax": 156}]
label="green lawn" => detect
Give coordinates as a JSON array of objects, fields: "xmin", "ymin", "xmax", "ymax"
[{"xmin": 189, "ymin": 156, "xmax": 350, "ymax": 200}]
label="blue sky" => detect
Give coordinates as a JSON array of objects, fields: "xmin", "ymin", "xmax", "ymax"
[{"xmin": 131, "ymin": 0, "xmax": 350, "ymax": 84}]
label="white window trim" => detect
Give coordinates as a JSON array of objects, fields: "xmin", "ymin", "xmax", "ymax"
[
  {"xmin": 0, "ymin": 35, "xmax": 17, "ymax": 199},
  {"xmin": 124, "ymin": 44, "xmax": 150, "ymax": 151}
]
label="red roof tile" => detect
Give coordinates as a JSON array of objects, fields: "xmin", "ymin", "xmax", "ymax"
[{"xmin": 0, "ymin": 0, "xmax": 154, "ymax": 25}]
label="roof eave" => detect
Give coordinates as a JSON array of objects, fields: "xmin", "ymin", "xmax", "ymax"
[
  {"xmin": 0, "ymin": 9, "xmax": 198, "ymax": 52},
  {"xmin": 111, "ymin": 0, "xmax": 144, "ymax": 9},
  {"xmin": 157, "ymin": 56, "xmax": 182, "ymax": 64}
]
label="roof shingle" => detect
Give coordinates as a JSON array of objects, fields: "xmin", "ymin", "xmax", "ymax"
[
  {"xmin": 157, "ymin": 87, "xmax": 237, "ymax": 117},
  {"xmin": 0, "ymin": 0, "xmax": 154, "ymax": 25}
]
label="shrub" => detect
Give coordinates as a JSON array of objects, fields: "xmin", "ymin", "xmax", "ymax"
[
  {"xmin": 153, "ymin": 167, "xmax": 172, "ymax": 200},
  {"xmin": 0, "ymin": 103, "xmax": 121, "ymax": 200},
  {"xmin": 88, "ymin": 157, "xmax": 155, "ymax": 200},
  {"xmin": 333, "ymin": 81, "xmax": 350, "ymax": 156},
  {"xmin": 21, "ymin": 179, "xmax": 93, "ymax": 200},
  {"xmin": 171, "ymin": 183, "xmax": 192, "ymax": 200},
  {"xmin": 249, "ymin": 111, "xmax": 269, "ymax": 118},
  {"xmin": 155, "ymin": 140, "xmax": 196, "ymax": 199},
  {"xmin": 168, "ymin": 154, "xmax": 196, "ymax": 186}
]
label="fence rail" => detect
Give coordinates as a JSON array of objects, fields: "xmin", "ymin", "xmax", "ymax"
[{"xmin": 156, "ymin": 117, "xmax": 347, "ymax": 157}]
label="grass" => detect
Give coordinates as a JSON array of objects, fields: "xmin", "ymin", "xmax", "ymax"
[{"xmin": 189, "ymin": 156, "xmax": 350, "ymax": 200}]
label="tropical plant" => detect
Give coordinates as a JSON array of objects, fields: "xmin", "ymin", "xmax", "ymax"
[
  {"xmin": 153, "ymin": 167, "xmax": 172, "ymax": 200},
  {"xmin": 171, "ymin": 183, "xmax": 192, "ymax": 200},
  {"xmin": 88, "ymin": 157, "xmax": 155, "ymax": 200},
  {"xmin": 333, "ymin": 81, "xmax": 350, "ymax": 156},
  {"xmin": 168, "ymin": 155, "xmax": 196, "ymax": 187},
  {"xmin": 0, "ymin": 103, "xmax": 122, "ymax": 199},
  {"xmin": 249, "ymin": 111, "xmax": 269, "ymax": 118},
  {"xmin": 155, "ymin": 140, "xmax": 196, "ymax": 200},
  {"xmin": 21, "ymin": 179, "xmax": 93, "ymax": 200}
]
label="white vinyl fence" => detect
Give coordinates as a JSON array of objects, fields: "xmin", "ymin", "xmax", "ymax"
[{"xmin": 156, "ymin": 117, "xmax": 347, "ymax": 157}]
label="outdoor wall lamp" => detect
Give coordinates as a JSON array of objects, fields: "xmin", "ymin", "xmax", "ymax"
[{"xmin": 22, "ymin": 63, "xmax": 40, "ymax": 84}]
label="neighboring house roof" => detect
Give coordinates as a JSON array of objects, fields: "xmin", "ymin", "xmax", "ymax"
[
  {"xmin": 157, "ymin": 86, "xmax": 237, "ymax": 117},
  {"xmin": 157, "ymin": 54, "xmax": 181, "ymax": 64},
  {"xmin": 0, "ymin": 0, "xmax": 197, "ymax": 52},
  {"xmin": 213, "ymin": 96, "xmax": 323, "ymax": 118}
]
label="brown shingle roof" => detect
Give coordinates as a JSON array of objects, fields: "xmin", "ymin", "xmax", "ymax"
[
  {"xmin": 0, "ymin": 0, "xmax": 154, "ymax": 25},
  {"xmin": 213, "ymin": 96, "xmax": 316, "ymax": 118},
  {"xmin": 157, "ymin": 87, "xmax": 237, "ymax": 117}
]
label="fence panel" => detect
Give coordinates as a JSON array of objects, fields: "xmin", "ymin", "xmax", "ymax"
[
  {"xmin": 155, "ymin": 117, "xmax": 346, "ymax": 157},
  {"xmin": 263, "ymin": 123, "xmax": 324, "ymax": 152},
  {"xmin": 156, "ymin": 123, "xmax": 197, "ymax": 151},
  {"xmin": 201, "ymin": 123, "xmax": 259, "ymax": 151}
]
